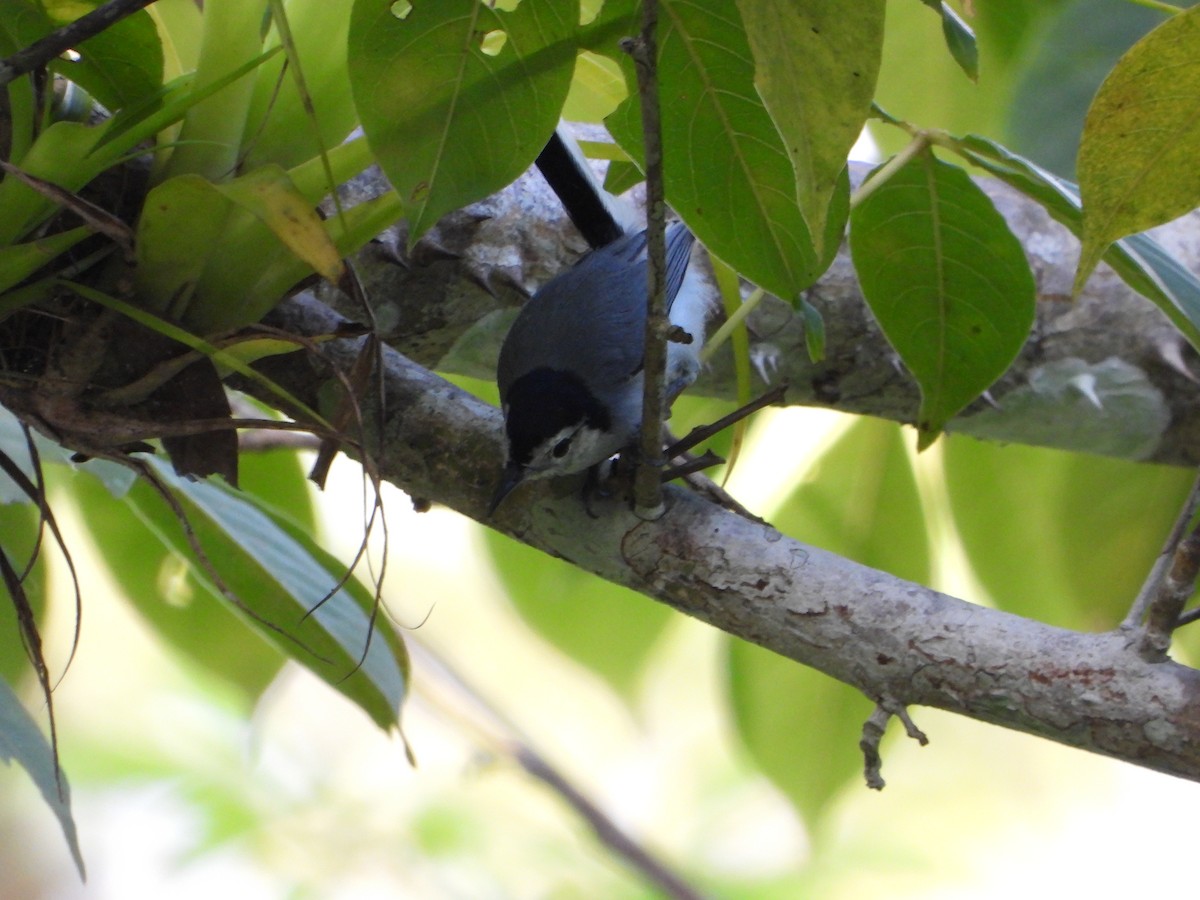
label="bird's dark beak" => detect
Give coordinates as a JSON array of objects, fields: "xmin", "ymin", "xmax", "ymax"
[{"xmin": 487, "ymin": 460, "xmax": 526, "ymax": 517}]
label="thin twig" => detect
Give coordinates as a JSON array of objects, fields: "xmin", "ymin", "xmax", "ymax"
[
  {"xmin": 408, "ymin": 640, "xmax": 707, "ymax": 900},
  {"xmin": 1118, "ymin": 472, "xmax": 1200, "ymax": 633},
  {"xmin": 664, "ymin": 383, "xmax": 788, "ymax": 459},
  {"xmin": 516, "ymin": 748, "xmax": 708, "ymax": 900},
  {"xmin": 859, "ymin": 699, "xmax": 928, "ymax": 791},
  {"xmin": 624, "ymin": 0, "xmax": 670, "ymax": 521},
  {"xmin": 1142, "ymin": 524, "xmax": 1200, "ymax": 657},
  {"xmin": 848, "ymin": 131, "xmax": 929, "ymax": 210},
  {"xmin": 0, "ymin": 0, "xmax": 161, "ymax": 89},
  {"xmin": 237, "ymin": 429, "xmax": 322, "ymax": 452}
]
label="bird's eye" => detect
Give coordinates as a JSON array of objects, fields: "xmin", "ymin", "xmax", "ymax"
[{"xmin": 552, "ymin": 437, "xmax": 572, "ymax": 458}]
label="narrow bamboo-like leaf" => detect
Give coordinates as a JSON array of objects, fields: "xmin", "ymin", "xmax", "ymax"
[
  {"xmin": 606, "ymin": 0, "xmax": 819, "ymax": 302},
  {"xmin": 0, "ymin": 227, "xmax": 90, "ymax": 295},
  {"xmin": 149, "ymin": 0, "xmax": 204, "ymax": 80},
  {"xmin": 947, "ymin": 132, "xmax": 1200, "ymax": 350},
  {"xmin": 218, "ymin": 165, "xmax": 344, "ymax": 283},
  {"xmin": 0, "ymin": 122, "xmax": 106, "ymax": 246},
  {"xmin": 849, "ymin": 151, "xmax": 1036, "ymax": 447},
  {"xmin": 0, "ymin": 677, "xmax": 84, "ymax": 878},
  {"xmin": 128, "ymin": 459, "xmax": 408, "ymax": 731},
  {"xmin": 0, "ymin": 277, "xmax": 56, "ymax": 320},
  {"xmin": 94, "ymin": 47, "xmax": 282, "ymax": 166},
  {"xmin": 348, "ymin": 0, "xmax": 577, "ymax": 242},
  {"xmin": 1075, "ymin": 6, "xmax": 1200, "ymax": 294},
  {"xmin": 602, "ymin": 158, "xmax": 643, "ymax": 196},
  {"xmin": 326, "ymin": 191, "xmax": 405, "ymax": 258},
  {"xmin": 288, "ymin": 135, "xmax": 374, "ymax": 204},
  {"xmin": 735, "ymin": 0, "xmax": 883, "ymax": 256},
  {"xmin": 72, "ymin": 470, "xmax": 287, "ymax": 700}
]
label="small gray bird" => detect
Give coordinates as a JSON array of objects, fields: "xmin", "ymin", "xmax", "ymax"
[{"xmin": 489, "ymin": 222, "xmax": 706, "ymax": 513}]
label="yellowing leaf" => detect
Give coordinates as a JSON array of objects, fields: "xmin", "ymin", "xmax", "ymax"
[
  {"xmin": 1076, "ymin": 6, "xmax": 1200, "ymax": 293},
  {"xmin": 219, "ymin": 165, "xmax": 344, "ymax": 283}
]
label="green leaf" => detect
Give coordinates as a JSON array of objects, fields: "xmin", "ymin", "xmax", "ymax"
[
  {"xmin": 135, "ymin": 171, "xmax": 324, "ymax": 332},
  {"xmin": 735, "ymin": 0, "xmax": 883, "ymax": 256},
  {"xmin": 0, "ymin": 122, "xmax": 106, "ymax": 246},
  {"xmin": 948, "ymin": 132, "xmax": 1200, "ymax": 350},
  {"xmin": 919, "ymin": 0, "xmax": 978, "ymax": 81},
  {"xmin": 121, "ymin": 459, "xmax": 408, "ymax": 731},
  {"xmin": 943, "ymin": 433, "xmax": 1192, "ymax": 627},
  {"xmin": 484, "ymin": 530, "xmax": 674, "ymax": 698},
  {"xmin": 69, "ymin": 447, "xmax": 331, "ymax": 702},
  {"xmin": 0, "ymin": 227, "xmax": 90, "ymax": 296},
  {"xmin": 727, "ymin": 638, "xmax": 873, "ymax": 824},
  {"xmin": 348, "ymin": 0, "xmax": 577, "ymax": 242},
  {"xmin": 47, "ymin": 0, "xmax": 164, "ymax": 112},
  {"xmin": 729, "ymin": 415, "xmax": 928, "ymax": 821},
  {"xmin": 0, "ymin": 677, "xmax": 84, "ymax": 878},
  {"xmin": 602, "ymin": 158, "xmax": 643, "ymax": 196},
  {"xmin": 241, "ymin": 1, "xmax": 358, "ymax": 171},
  {"xmin": 161, "ymin": 0, "xmax": 271, "ymax": 182},
  {"xmin": 218, "ymin": 164, "xmax": 344, "ymax": 283},
  {"xmin": 849, "ymin": 151, "xmax": 1036, "ymax": 447},
  {"xmin": 1075, "ymin": 6, "xmax": 1200, "ymax": 294},
  {"xmin": 0, "ymin": 502, "xmax": 45, "ymax": 686},
  {"xmin": 74, "ymin": 470, "xmax": 287, "ymax": 701},
  {"xmin": 133, "ymin": 174, "xmax": 234, "ymax": 320},
  {"xmin": 772, "ymin": 416, "xmax": 931, "ymax": 585},
  {"xmin": 605, "ymin": 0, "xmax": 819, "ymax": 301},
  {"xmin": 150, "ymin": 0, "xmax": 204, "ymax": 79}
]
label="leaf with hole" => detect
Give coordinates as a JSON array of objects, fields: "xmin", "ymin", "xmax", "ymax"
[{"xmin": 348, "ymin": 0, "xmax": 577, "ymax": 243}]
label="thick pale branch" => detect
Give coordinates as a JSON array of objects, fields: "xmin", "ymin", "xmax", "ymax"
[
  {"xmin": 257, "ymin": 295, "xmax": 1200, "ymax": 784},
  {"xmin": 327, "ymin": 161, "xmax": 1200, "ymax": 466}
]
